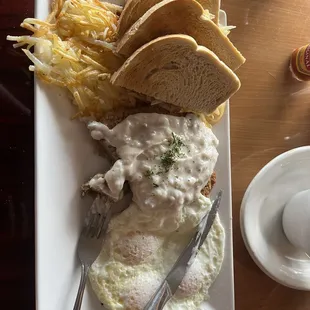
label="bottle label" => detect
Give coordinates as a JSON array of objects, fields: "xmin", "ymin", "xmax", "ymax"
[{"xmin": 295, "ymin": 44, "xmax": 310, "ymax": 76}]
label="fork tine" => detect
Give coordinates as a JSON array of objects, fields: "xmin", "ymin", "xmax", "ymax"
[
  {"xmin": 90, "ymin": 213, "xmax": 100, "ymax": 238},
  {"xmin": 85, "ymin": 213, "xmax": 96, "ymax": 237},
  {"xmin": 96, "ymin": 211, "xmax": 109, "ymax": 239},
  {"xmin": 81, "ymin": 215, "xmax": 90, "ymax": 236}
]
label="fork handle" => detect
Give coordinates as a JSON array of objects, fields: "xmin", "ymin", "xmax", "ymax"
[{"xmin": 73, "ymin": 263, "xmax": 90, "ymax": 310}]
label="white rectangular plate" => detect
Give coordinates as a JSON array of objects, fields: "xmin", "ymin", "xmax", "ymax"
[{"xmin": 35, "ymin": 2, "xmax": 234, "ymax": 309}]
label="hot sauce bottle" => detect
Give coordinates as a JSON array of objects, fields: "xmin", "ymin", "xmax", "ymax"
[{"xmin": 290, "ymin": 44, "xmax": 310, "ymax": 81}]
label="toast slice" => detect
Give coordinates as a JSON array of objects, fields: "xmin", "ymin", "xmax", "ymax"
[
  {"xmin": 116, "ymin": 0, "xmax": 245, "ymax": 71},
  {"xmin": 118, "ymin": 0, "xmax": 160, "ymax": 37},
  {"xmin": 117, "ymin": 0, "xmax": 220, "ymax": 37},
  {"xmin": 111, "ymin": 34, "xmax": 241, "ymax": 114}
]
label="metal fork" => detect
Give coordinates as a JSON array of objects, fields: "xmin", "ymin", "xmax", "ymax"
[{"xmin": 73, "ymin": 208, "xmax": 108, "ymax": 310}]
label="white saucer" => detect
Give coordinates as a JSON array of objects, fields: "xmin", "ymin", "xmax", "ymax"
[{"xmin": 240, "ymin": 146, "xmax": 310, "ymax": 290}]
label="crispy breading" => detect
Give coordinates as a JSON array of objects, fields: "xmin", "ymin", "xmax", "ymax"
[{"xmin": 201, "ymin": 172, "xmax": 216, "ymax": 197}]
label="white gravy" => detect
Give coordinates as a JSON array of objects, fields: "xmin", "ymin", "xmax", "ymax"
[{"xmin": 88, "ymin": 113, "xmax": 218, "ymax": 231}]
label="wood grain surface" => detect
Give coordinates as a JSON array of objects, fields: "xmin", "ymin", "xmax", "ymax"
[
  {"xmin": 1, "ymin": 0, "xmax": 310, "ymax": 309},
  {"xmin": 223, "ymin": 0, "xmax": 310, "ymax": 309}
]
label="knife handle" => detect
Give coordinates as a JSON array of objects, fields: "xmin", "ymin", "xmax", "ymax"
[{"xmin": 144, "ymin": 280, "xmax": 173, "ymax": 310}]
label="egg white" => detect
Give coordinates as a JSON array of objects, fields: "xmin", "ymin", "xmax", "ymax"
[{"xmin": 89, "ymin": 195, "xmax": 225, "ymax": 310}]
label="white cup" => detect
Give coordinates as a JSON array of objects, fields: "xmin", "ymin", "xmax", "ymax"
[{"xmin": 282, "ymin": 189, "xmax": 310, "ymax": 254}]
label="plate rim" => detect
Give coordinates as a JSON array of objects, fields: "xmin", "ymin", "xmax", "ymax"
[
  {"xmin": 240, "ymin": 145, "xmax": 310, "ymax": 291},
  {"xmin": 34, "ymin": 4, "xmax": 235, "ymax": 309}
]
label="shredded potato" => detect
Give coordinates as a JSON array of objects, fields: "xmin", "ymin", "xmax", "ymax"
[
  {"xmin": 56, "ymin": 0, "xmax": 121, "ymax": 48},
  {"xmin": 7, "ymin": 0, "xmax": 137, "ymax": 119},
  {"xmin": 220, "ymin": 25, "xmax": 236, "ymax": 36},
  {"xmin": 187, "ymin": 104, "xmax": 226, "ymax": 128},
  {"xmin": 203, "ymin": 103, "xmax": 226, "ymax": 125},
  {"xmin": 7, "ymin": 0, "xmax": 225, "ymax": 124},
  {"xmin": 203, "ymin": 9, "xmax": 215, "ymax": 21}
]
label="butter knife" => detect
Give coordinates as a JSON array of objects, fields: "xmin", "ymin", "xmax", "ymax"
[{"xmin": 144, "ymin": 190, "xmax": 223, "ymax": 310}]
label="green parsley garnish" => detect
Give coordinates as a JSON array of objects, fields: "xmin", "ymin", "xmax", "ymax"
[
  {"xmin": 144, "ymin": 169, "xmax": 154, "ymax": 178},
  {"xmin": 160, "ymin": 132, "xmax": 185, "ymax": 172},
  {"xmin": 144, "ymin": 133, "xmax": 186, "ymax": 184}
]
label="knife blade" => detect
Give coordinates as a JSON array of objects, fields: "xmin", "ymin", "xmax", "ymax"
[{"xmin": 144, "ymin": 190, "xmax": 223, "ymax": 310}]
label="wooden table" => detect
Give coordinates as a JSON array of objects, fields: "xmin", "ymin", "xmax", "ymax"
[
  {"xmin": 1, "ymin": 0, "xmax": 310, "ymax": 309},
  {"xmin": 223, "ymin": 0, "xmax": 310, "ymax": 309}
]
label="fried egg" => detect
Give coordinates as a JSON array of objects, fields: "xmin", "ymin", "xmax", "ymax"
[{"xmin": 89, "ymin": 196, "xmax": 224, "ymax": 310}]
